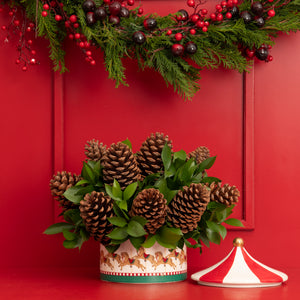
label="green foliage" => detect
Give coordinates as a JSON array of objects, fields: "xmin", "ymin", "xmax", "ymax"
[{"xmin": 13, "ymin": 0, "xmax": 300, "ymax": 100}]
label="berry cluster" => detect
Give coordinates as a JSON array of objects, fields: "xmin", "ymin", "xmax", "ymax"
[{"xmin": 0, "ymin": 5, "xmax": 38, "ymax": 71}]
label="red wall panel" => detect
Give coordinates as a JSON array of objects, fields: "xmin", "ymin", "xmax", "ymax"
[{"xmin": 1, "ymin": 1, "xmax": 300, "ymax": 274}]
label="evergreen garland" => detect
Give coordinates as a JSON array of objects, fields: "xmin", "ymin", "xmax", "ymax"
[{"xmin": 1, "ymin": 0, "xmax": 300, "ymax": 100}]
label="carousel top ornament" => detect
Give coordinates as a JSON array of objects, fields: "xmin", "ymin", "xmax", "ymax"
[{"xmin": 1, "ymin": 0, "xmax": 300, "ymax": 100}]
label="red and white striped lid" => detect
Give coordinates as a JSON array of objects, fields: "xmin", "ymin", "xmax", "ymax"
[{"xmin": 191, "ymin": 238, "xmax": 288, "ymax": 288}]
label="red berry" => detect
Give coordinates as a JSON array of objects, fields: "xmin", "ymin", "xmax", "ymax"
[
  {"xmin": 191, "ymin": 14, "xmax": 200, "ymax": 23},
  {"xmin": 22, "ymin": 66, "xmax": 27, "ymax": 71},
  {"xmin": 1, "ymin": 25, "xmax": 6, "ymax": 30},
  {"xmin": 202, "ymin": 26, "xmax": 208, "ymax": 32},
  {"xmin": 267, "ymin": 55, "xmax": 273, "ymax": 62},
  {"xmin": 232, "ymin": 0, "xmax": 238, "ymax": 4},
  {"xmin": 90, "ymin": 60, "xmax": 96, "ymax": 65},
  {"xmin": 216, "ymin": 4, "xmax": 222, "ymax": 12},
  {"xmin": 226, "ymin": 12, "xmax": 232, "ymax": 19},
  {"xmin": 29, "ymin": 22, "xmax": 35, "ymax": 28},
  {"xmin": 204, "ymin": 21, "xmax": 209, "ymax": 27},
  {"xmin": 86, "ymin": 51, "xmax": 92, "ymax": 56},
  {"xmin": 69, "ymin": 15, "xmax": 77, "ymax": 23},
  {"xmin": 15, "ymin": 59, "xmax": 20, "ymax": 64},
  {"xmin": 55, "ymin": 15, "xmax": 62, "ymax": 21},
  {"xmin": 30, "ymin": 58, "xmax": 36, "ymax": 65},
  {"xmin": 176, "ymin": 15, "xmax": 182, "ymax": 21},
  {"xmin": 31, "ymin": 50, "xmax": 36, "ymax": 55},
  {"xmin": 138, "ymin": 8, "xmax": 143, "ymax": 15},
  {"xmin": 210, "ymin": 13, "xmax": 216, "ymax": 20},
  {"xmin": 196, "ymin": 21, "xmax": 204, "ymax": 28},
  {"xmin": 227, "ymin": 0, "xmax": 233, "ymax": 7},
  {"xmin": 73, "ymin": 23, "xmax": 79, "ymax": 28},
  {"xmin": 166, "ymin": 29, "xmax": 172, "ymax": 35},
  {"xmin": 267, "ymin": 45, "xmax": 272, "ymax": 49},
  {"xmin": 171, "ymin": 44, "xmax": 184, "ymax": 56},
  {"xmin": 189, "ymin": 28, "xmax": 196, "ymax": 35},
  {"xmin": 221, "ymin": 1, "xmax": 227, "ymax": 7},
  {"xmin": 268, "ymin": 9, "xmax": 275, "ymax": 17},
  {"xmin": 103, "ymin": 0, "xmax": 110, "ymax": 4},
  {"xmin": 216, "ymin": 13, "xmax": 223, "ymax": 21},
  {"xmin": 201, "ymin": 9, "xmax": 208, "ymax": 15},
  {"xmin": 26, "ymin": 27, "xmax": 31, "ymax": 32},
  {"xmin": 68, "ymin": 34, "xmax": 74, "ymax": 40},
  {"xmin": 268, "ymin": 0, "xmax": 274, "ymax": 2},
  {"xmin": 13, "ymin": 20, "xmax": 20, "ymax": 26},
  {"xmin": 65, "ymin": 21, "xmax": 71, "ymax": 27},
  {"xmin": 246, "ymin": 49, "xmax": 255, "ymax": 58},
  {"xmin": 79, "ymin": 42, "xmax": 85, "ymax": 48},
  {"xmin": 27, "ymin": 39, "xmax": 33, "ymax": 45},
  {"xmin": 74, "ymin": 33, "xmax": 81, "ymax": 39},
  {"xmin": 41, "ymin": 11, "xmax": 48, "ymax": 17},
  {"xmin": 127, "ymin": 0, "xmax": 135, "ymax": 6},
  {"xmin": 43, "ymin": 4, "xmax": 50, "ymax": 10},
  {"xmin": 50, "ymin": 1, "xmax": 57, "ymax": 7},
  {"xmin": 175, "ymin": 32, "xmax": 183, "ymax": 41},
  {"xmin": 84, "ymin": 41, "xmax": 91, "ymax": 48},
  {"xmin": 187, "ymin": 0, "xmax": 195, "ymax": 7}
]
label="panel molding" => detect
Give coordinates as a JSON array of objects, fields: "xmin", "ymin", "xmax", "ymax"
[{"xmin": 52, "ymin": 71, "xmax": 255, "ymax": 229}]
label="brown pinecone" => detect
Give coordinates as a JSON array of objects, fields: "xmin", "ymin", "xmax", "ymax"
[
  {"xmin": 84, "ymin": 139, "xmax": 106, "ymax": 162},
  {"xmin": 102, "ymin": 142, "xmax": 141, "ymax": 190},
  {"xmin": 189, "ymin": 146, "xmax": 210, "ymax": 164},
  {"xmin": 49, "ymin": 171, "xmax": 80, "ymax": 211},
  {"xmin": 167, "ymin": 183, "xmax": 210, "ymax": 233},
  {"xmin": 209, "ymin": 182, "xmax": 240, "ymax": 206},
  {"xmin": 79, "ymin": 191, "xmax": 114, "ymax": 243},
  {"xmin": 136, "ymin": 132, "xmax": 172, "ymax": 178},
  {"xmin": 129, "ymin": 188, "xmax": 167, "ymax": 234}
]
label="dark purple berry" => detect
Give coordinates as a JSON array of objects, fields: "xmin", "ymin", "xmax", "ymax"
[
  {"xmin": 255, "ymin": 47, "xmax": 269, "ymax": 61},
  {"xmin": 230, "ymin": 6, "xmax": 240, "ymax": 19},
  {"xmin": 94, "ymin": 7, "xmax": 107, "ymax": 21},
  {"xmin": 119, "ymin": 7, "xmax": 129, "ymax": 18},
  {"xmin": 251, "ymin": 2, "xmax": 264, "ymax": 16},
  {"xmin": 82, "ymin": 0, "xmax": 96, "ymax": 13},
  {"xmin": 86, "ymin": 12, "xmax": 96, "ymax": 26},
  {"xmin": 241, "ymin": 11, "xmax": 253, "ymax": 24},
  {"xmin": 109, "ymin": 15, "xmax": 120, "ymax": 25},
  {"xmin": 185, "ymin": 42, "xmax": 197, "ymax": 54},
  {"xmin": 133, "ymin": 31, "xmax": 146, "ymax": 44},
  {"xmin": 178, "ymin": 9, "xmax": 189, "ymax": 21},
  {"xmin": 255, "ymin": 17, "xmax": 265, "ymax": 28},
  {"xmin": 171, "ymin": 44, "xmax": 184, "ymax": 57},
  {"xmin": 143, "ymin": 18, "xmax": 157, "ymax": 30},
  {"xmin": 109, "ymin": 2, "xmax": 121, "ymax": 16}
]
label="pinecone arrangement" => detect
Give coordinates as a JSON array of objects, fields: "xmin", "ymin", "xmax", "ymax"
[
  {"xmin": 46, "ymin": 132, "xmax": 241, "ymax": 251},
  {"xmin": 49, "ymin": 171, "xmax": 80, "ymax": 211}
]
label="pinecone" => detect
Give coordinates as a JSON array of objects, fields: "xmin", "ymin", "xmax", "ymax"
[
  {"xmin": 49, "ymin": 171, "xmax": 80, "ymax": 211},
  {"xmin": 167, "ymin": 183, "xmax": 210, "ymax": 233},
  {"xmin": 209, "ymin": 182, "xmax": 240, "ymax": 206},
  {"xmin": 136, "ymin": 132, "xmax": 172, "ymax": 178},
  {"xmin": 189, "ymin": 146, "xmax": 210, "ymax": 164},
  {"xmin": 129, "ymin": 188, "xmax": 167, "ymax": 234},
  {"xmin": 102, "ymin": 142, "xmax": 141, "ymax": 190},
  {"xmin": 84, "ymin": 139, "xmax": 106, "ymax": 162},
  {"xmin": 79, "ymin": 191, "xmax": 114, "ymax": 243}
]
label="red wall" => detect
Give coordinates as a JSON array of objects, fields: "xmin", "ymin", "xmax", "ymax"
[{"xmin": 1, "ymin": 1, "xmax": 300, "ymax": 274}]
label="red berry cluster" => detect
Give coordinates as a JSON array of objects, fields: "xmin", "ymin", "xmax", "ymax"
[{"xmin": 0, "ymin": 5, "xmax": 38, "ymax": 71}]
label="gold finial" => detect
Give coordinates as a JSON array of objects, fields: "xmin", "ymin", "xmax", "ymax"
[{"xmin": 233, "ymin": 237, "xmax": 244, "ymax": 247}]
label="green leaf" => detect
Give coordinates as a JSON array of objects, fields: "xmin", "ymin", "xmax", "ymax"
[
  {"xmin": 44, "ymin": 222, "xmax": 75, "ymax": 235},
  {"xmin": 106, "ymin": 227, "xmax": 129, "ymax": 240},
  {"xmin": 161, "ymin": 143, "xmax": 172, "ymax": 171},
  {"xmin": 173, "ymin": 150, "xmax": 187, "ymax": 161},
  {"xmin": 81, "ymin": 161, "xmax": 95, "ymax": 183},
  {"xmin": 80, "ymin": 228, "xmax": 90, "ymax": 242},
  {"xmin": 206, "ymin": 228, "xmax": 221, "ymax": 245},
  {"xmin": 63, "ymin": 186, "xmax": 83, "ymax": 204},
  {"xmin": 63, "ymin": 230, "xmax": 77, "ymax": 241},
  {"xmin": 201, "ymin": 177, "xmax": 221, "ymax": 184},
  {"xmin": 198, "ymin": 156, "xmax": 217, "ymax": 172},
  {"xmin": 127, "ymin": 220, "xmax": 146, "ymax": 237},
  {"xmin": 112, "ymin": 179, "xmax": 123, "ymax": 199},
  {"xmin": 198, "ymin": 232, "xmax": 210, "ymax": 248},
  {"xmin": 122, "ymin": 138, "xmax": 132, "ymax": 149},
  {"xmin": 108, "ymin": 216, "xmax": 128, "ymax": 227},
  {"xmin": 224, "ymin": 218, "xmax": 244, "ymax": 227},
  {"xmin": 75, "ymin": 179, "xmax": 90, "ymax": 186},
  {"xmin": 156, "ymin": 226, "xmax": 182, "ymax": 249},
  {"xmin": 142, "ymin": 234, "xmax": 156, "ymax": 248},
  {"xmin": 130, "ymin": 236, "xmax": 145, "ymax": 250},
  {"xmin": 110, "ymin": 238, "xmax": 129, "ymax": 245},
  {"xmin": 63, "ymin": 239, "xmax": 79, "ymax": 249},
  {"xmin": 113, "ymin": 204, "xmax": 129, "ymax": 220},
  {"xmin": 118, "ymin": 200, "xmax": 128, "ymax": 211},
  {"xmin": 63, "ymin": 209, "xmax": 82, "ymax": 224},
  {"xmin": 105, "ymin": 184, "xmax": 122, "ymax": 201},
  {"xmin": 206, "ymin": 220, "xmax": 221, "ymax": 233},
  {"xmin": 217, "ymin": 224, "xmax": 227, "ymax": 240},
  {"xmin": 123, "ymin": 182, "xmax": 138, "ymax": 201},
  {"xmin": 105, "ymin": 244, "xmax": 120, "ymax": 253},
  {"xmin": 131, "ymin": 216, "xmax": 148, "ymax": 227}
]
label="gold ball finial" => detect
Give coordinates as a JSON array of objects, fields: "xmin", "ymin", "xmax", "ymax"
[{"xmin": 233, "ymin": 237, "xmax": 244, "ymax": 247}]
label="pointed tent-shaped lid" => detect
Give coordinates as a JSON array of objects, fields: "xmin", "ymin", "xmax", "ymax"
[{"xmin": 191, "ymin": 238, "xmax": 288, "ymax": 288}]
